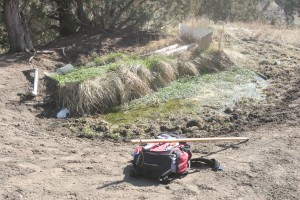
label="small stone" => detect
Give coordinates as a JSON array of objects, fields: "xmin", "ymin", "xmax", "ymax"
[
  {"xmin": 288, "ymin": 104, "xmax": 298, "ymax": 108},
  {"xmin": 186, "ymin": 120, "xmax": 200, "ymax": 128}
]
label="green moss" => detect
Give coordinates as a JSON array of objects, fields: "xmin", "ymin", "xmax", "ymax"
[
  {"xmin": 104, "ymin": 67, "xmax": 265, "ymax": 124},
  {"xmin": 104, "ymin": 99, "xmax": 198, "ymax": 124}
]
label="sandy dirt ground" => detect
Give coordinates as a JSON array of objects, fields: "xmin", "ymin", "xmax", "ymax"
[{"xmin": 1, "ymin": 28, "xmax": 300, "ymax": 200}]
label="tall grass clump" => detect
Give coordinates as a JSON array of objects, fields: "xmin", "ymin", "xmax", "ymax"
[
  {"xmin": 52, "ymin": 48, "xmax": 233, "ymax": 115},
  {"xmin": 94, "ymin": 52, "xmax": 128, "ymax": 66}
]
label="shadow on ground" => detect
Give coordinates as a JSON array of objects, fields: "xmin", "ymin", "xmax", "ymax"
[{"xmin": 97, "ymin": 165, "xmax": 160, "ymax": 189}]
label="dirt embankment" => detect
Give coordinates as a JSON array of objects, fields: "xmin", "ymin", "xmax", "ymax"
[
  {"xmin": 38, "ymin": 26, "xmax": 300, "ymax": 141},
  {"xmin": 0, "ymin": 26, "xmax": 300, "ymax": 199}
]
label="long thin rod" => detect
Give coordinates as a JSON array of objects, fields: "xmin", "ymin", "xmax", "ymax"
[{"xmin": 131, "ymin": 137, "xmax": 249, "ymax": 144}]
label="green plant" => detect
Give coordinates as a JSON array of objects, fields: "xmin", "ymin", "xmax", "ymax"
[
  {"xmin": 83, "ymin": 127, "xmax": 95, "ymax": 136},
  {"xmin": 94, "ymin": 52, "xmax": 127, "ymax": 66},
  {"xmin": 104, "ymin": 67, "xmax": 266, "ymax": 124},
  {"xmin": 53, "ymin": 63, "xmax": 118, "ymax": 84},
  {"xmin": 141, "ymin": 55, "xmax": 171, "ymax": 70}
]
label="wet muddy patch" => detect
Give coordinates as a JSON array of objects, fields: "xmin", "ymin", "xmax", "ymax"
[
  {"xmin": 61, "ymin": 67, "xmax": 272, "ymax": 140},
  {"xmin": 105, "ymin": 67, "xmax": 268, "ymax": 124}
]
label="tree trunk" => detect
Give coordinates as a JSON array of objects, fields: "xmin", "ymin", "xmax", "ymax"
[
  {"xmin": 54, "ymin": 0, "xmax": 77, "ymax": 37},
  {"xmin": 3, "ymin": 0, "xmax": 34, "ymax": 52},
  {"xmin": 74, "ymin": 0, "xmax": 89, "ymax": 27}
]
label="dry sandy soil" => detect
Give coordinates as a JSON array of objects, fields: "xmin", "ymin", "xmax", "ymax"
[{"xmin": 0, "ymin": 26, "xmax": 300, "ymax": 200}]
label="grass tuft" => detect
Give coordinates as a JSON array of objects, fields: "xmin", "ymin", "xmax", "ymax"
[
  {"xmin": 94, "ymin": 52, "xmax": 127, "ymax": 66},
  {"xmin": 53, "ymin": 63, "xmax": 118, "ymax": 85},
  {"xmin": 141, "ymin": 55, "xmax": 172, "ymax": 70},
  {"xmin": 53, "ymin": 47, "xmax": 233, "ymax": 115}
]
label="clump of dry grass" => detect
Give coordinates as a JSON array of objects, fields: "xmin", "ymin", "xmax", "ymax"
[
  {"xmin": 55, "ymin": 18, "xmax": 237, "ymax": 115},
  {"xmin": 58, "ymin": 67, "xmax": 152, "ymax": 115},
  {"xmin": 136, "ymin": 65, "xmax": 155, "ymax": 87},
  {"xmin": 57, "ymin": 49, "xmax": 233, "ymax": 115},
  {"xmin": 177, "ymin": 61, "xmax": 199, "ymax": 77},
  {"xmin": 193, "ymin": 51, "xmax": 234, "ymax": 73},
  {"xmin": 58, "ymin": 82, "xmax": 82, "ymax": 113},
  {"xmin": 116, "ymin": 66, "xmax": 152, "ymax": 101},
  {"xmin": 150, "ymin": 60, "xmax": 179, "ymax": 90}
]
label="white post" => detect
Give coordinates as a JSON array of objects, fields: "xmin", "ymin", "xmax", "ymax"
[{"xmin": 31, "ymin": 68, "xmax": 38, "ymax": 96}]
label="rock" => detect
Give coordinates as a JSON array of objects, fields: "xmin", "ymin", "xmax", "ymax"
[
  {"xmin": 260, "ymin": 117, "xmax": 273, "ymax": 123},
  {"xmin": 95, "ymin": 125, "xmax": 108, "ymax": 132},
  {"xmin": 274, "ymin": 60, "xmax": 281, "ymax": 65},
  {"xmin": 145, "ymin": 125, "xmax": 160, "ymax": 135},
  {"xmin": 259, "ymin": 60, "xmax": 270, "ymax": 65},
  {"xmin": 132, "ymin": 128, "xmax": 142, "ymax": 135},
  {"xmin": 288, "ymin": 104, "xmax": 298, "ymax": 108},
  {"xmin": 85, "ymin": 62, "xmax": 96, "ymax": 68},
  {"xmin": 160, "ymin": 125, "xmax": 168, "ymax": 132},
  {"xmin": 57, "ymin": 108, "xmax": 70, "ymax": 119},
  {"xmin": 186, "ymin": 119, "xmax": 200, "ymax": 128},
  {"xmin": 181, "ymin": 126, "xmax": 198, "ymax": 134},
  {"xmin": 125, "ymin": 124, "xmax": 131, "ymax": 129},
  {"xmin": 224, "ymin": 108, "xmax": 233, "ymax": 114},
  {"xmin": 120, "ymin": 129, "xmax": 128, "ymax": 136},
  {"xmin": 56, "ymin": 64, "xmax": 75, "ymax": 75}
]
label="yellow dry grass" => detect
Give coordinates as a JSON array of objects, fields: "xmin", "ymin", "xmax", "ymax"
[
  {"xmin": 177, "ymin": 61, "xmax": 199, "ymax": 77},
  {"xmin": 137, "ymin": 37, "xmax": 179, "ymax": 54},
  {"xmin": 219, "ymin": 21, "xmax": 300, "ymax": 47},
  {"xmin": 77, "ymin": 68, "xmax": 151, "ymax": 114},
  {"xmin": 57, "ymin": 49, "xmax": 234, "ymax": 115}
]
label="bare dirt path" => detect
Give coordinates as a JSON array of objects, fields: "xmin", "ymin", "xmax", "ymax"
[{"xmin": 1, "ymin": 33, "xmax": 300, "ymax": 199}]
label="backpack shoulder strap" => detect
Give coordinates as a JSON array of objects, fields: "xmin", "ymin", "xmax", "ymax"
[{"xmin": 190, "ymin": 157, "xmax": 225, "ymax": 171}]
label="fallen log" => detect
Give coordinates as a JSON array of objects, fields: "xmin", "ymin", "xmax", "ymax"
[{"xmin": 131, "ymin": 137, "xmax": 248, "ymax": 144}]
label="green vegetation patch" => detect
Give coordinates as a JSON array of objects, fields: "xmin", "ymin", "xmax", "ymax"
[
  {"xmin": 104, "ymin": 67, "xmax": 267, "ymax": 124},
  {"xmin": 131, "ymin": 67, "xmax": 258, "ymax": 106},
  {"xmin": 52, "ymin": 52, "xmax": 172, "ymax": 85},
  {"xmin": 53, "ymin": 63, "xmax": 117, "ymax": 85},
  {"xmin": 140, "ymin": 55, "xmax": 172, "ymax": 70},
  {"xmin": 94, "ymin": 52, "xmax": 128, "ymax": 66},
  {"xmin": 105, "ymin": 99, "xmax": 198, "ymax": 124}
]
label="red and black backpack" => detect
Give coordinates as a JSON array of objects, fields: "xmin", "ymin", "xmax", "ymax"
[{"xmin": 130, "ymin": 133, "xmax": 223, "ymax": 184}]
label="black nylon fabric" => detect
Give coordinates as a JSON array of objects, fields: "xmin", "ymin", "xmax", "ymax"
[{"xmin": 139, "ymin": 150, "xmax": 174, "ymax": 179}]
